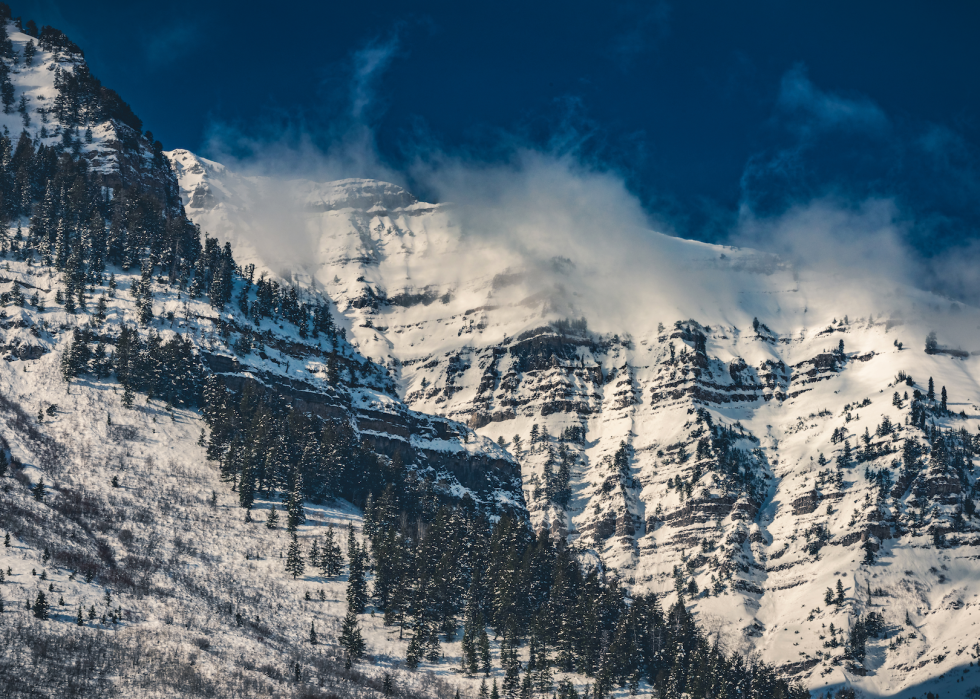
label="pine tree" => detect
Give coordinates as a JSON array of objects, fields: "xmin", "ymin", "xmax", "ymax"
[
  {"xmin": 32, "ymin": 590, "xmax": 49, "ymax": 620},
  {"xmin": 406, "ymin": 620, "xmax": 427, "ymax": 669},
  {"xmin": 519, "ymin": 671, "xmax": 533, "ymax": 699},
  {"xmin": 479, "ymin": 627, "xmax": 492, "ymax": 675},
  {"xmin": 347, "ymin": 526, "xmax": 367, "ymax": 613},
  {"xmin": 319, "ymin": 525, "xmax": 344, "ymax": 577},
  {"xmin": 309, "ymin": 539, "xmax": 321, "ymax": 570},
  {"xmin": 928, "ymin": 377, "xmax": 935, "ymax": 401},
  {"xmin": 339, "ymin": 609, "xmax": 365, "ymax": 668},
  {"xmin": 238, "ymin": 461, "xmax": 255, "ymax": 510},
  {"xmin": 286, "ymin": 467, "xmax": 305, "ymax": 532},
  {"xmin": 76, "ymin": 606, "xmax": 83, "ymax": 625},
  {"xmin": 835, "ymin": 578, "xmax": 846, "ymax": 607},
  {"xmin": 265, "ymin": 505, "xmax": 279, "ymax": 529},
  {"xmin": 122, "ymin": 383, "xmax": 135, "ymax": 409},
  {"xmin": 941, "ymin": 386, "xmax": 947, "ymax": 412},
  {"xmin": 308, "ymin": 621, "xmax": 317, "ymax": 645},
  {"xmin": 31, "ymin": 477, "xmax": 45, "ymax": 502},
  {"xmin": 479, "ymin": 680, "xmax": 489, "ymax": 699},
  {"xmin": 285, "ymin": 533, "xmax": 305, "ymax": 579}
]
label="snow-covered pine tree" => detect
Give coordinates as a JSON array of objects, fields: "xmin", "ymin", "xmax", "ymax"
[
  {"xmin": 319, "ymin": 525, "xmax": 344, "ymax": 577},
  {"xmin": 32, "ymin": 591, "xmax": 49, "ymax": 620},
  {"xmin": 265, "ymin": 505, "xmax": 279, "ymax": 529},
  {"xmin": 285, "ymin": 533, "xmax": 305, "ymax": 579},
  {"xmin": 346, "ymin": 525, "xmax": 367, "ymax": 613},
  {"xmin": 339, "ymin": 609, "xmax": 365, "ymax": 668},
  {"xmin": 308, "ymin": 539, "xmax": 320, "ymax": 570},
  {"xmin": 285, "ymin": 466, "xmax": 305, "ymax": 532}
]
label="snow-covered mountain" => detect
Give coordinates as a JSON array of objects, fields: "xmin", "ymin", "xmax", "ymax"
[
  {"xmin": 1, "ymin": 5, "xmax": 979, "ymax": 696},
  {"xmin": 169, "ymin": 147, "xmax": 980, "ymax": 697}
]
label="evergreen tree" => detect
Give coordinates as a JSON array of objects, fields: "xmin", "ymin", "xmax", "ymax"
[
  {"xmin": 309, "ymin": 539, "xmax": 321, "ymax": 570},
  {"xmin": 479, "ymin": 627, "xmax": 492, "ymax": 675},
  {"xmin": 347, "ymin": 526, "xmax": 368, "ymax": 613},
  {"xmin": 319, "ymin": 525, "xmax": 344, "ymax": 577},
  {"xmin": 308, "ymin": 621, "xmax": 317, "ymax": 645},
  {"xmin": 286, "ymin": 467, "xmax": 305, "ymax": 532},
  {"xmin": 928, "ymin": 377, "xmax": 935, "ymax": 401},
  {"xmin": 339, "ymin": 609, "xmax": 366, "ymax": 668},
  {"xmin": 265, "ymin": 505, "xmax": 279, "ymax": 529},
  {"xmin": 941, "ymin": 386, "xmax": 948, "ymax": 412},
  {"xmin": 238, "ymin": 461, "xmax": 255, "ymax": 510},
  {"xmin": 32, "ymin": 590, "xmax": 49, "ymax": 620},
  {"xmin": 31, "ymin": 477, "xmax": 45, "ymax": 502},
  {"xmin": 285, "ymin": 533, "xmax": 305, "ymax": 579}
]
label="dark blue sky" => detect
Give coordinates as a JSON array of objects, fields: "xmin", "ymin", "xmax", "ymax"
[{"xmin": 16, "ymin": 0, "xmax": 980, "ymax": 253}]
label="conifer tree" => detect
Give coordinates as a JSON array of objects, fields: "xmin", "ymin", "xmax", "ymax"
[
  {"xmin": 519, "ymin": 671, "xmax": 533, "ymax": 699},
  {"xmin": 339, "ymin": 608, "xmax": 365, "ymax": 668},
  {"xmin": 308, "ymin": 621, "xmax": 317, "ymax": 645},
  {"xmin": 285, "ymin": 533, "xmax": 305, "ymax": 579},
  {"xmin": 286, "ymin": 467, "xmax": 305, "ymax": 532},
  {"xmin": 238, "ymin": 461, "xmax": 255, "ymax": 510},
  {"xmin": 309, "ymin": 539, "xmax": 320, "ymax": 570},
  {"xmin": 265, "ymin": 505, "xmax": 279, "ymax": 529},
  {"xmin": 346, "ymin": 526, "xmax": 367, "ymax": 613},
  {"xmin": 406, "ymin": 621, "xmax": 427, "ymax": 669},
  {"xmin": 31, "ymin": 477, "xmax": 45, "ymax": 502},
  {"xmin": 32, "ymin": 590, "xmax": 49, "ymax": 620},
  {"xmin": 122, "ymin": 383, "xmax": 135, "ymax": 409},
  {"xmin": 479, "ymin": 627, "xmax": 491, "ymax": 675},
  {"xmin": 319, "ymin": 525, "xmax": 344, "ymax": 577}
]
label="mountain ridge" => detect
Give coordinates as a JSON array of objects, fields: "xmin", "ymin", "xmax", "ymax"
[{"xmin": 168, "ymin": 147, "xmax": 980, "ymax": 697}]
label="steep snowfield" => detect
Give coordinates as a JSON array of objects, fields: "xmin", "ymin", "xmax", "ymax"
[
  {"xmin": 0, "ymin": 258, "xmax": 537, "ymax": 698},
  {"xmin": 169, "ymin": 149, "xmax": 980, "ymax": 697}
]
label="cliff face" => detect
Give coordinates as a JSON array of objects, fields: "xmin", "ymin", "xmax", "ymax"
[{"xmin": 170, "ymin": 149, "xmax": 980, "ymax": 694}]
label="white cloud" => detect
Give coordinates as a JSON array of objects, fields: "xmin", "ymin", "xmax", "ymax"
[
  {"xmin": 350, "ymin": 35, "xmax": 400, "ymax": 121},
  {"xmin": 775, "ymin": 63, "xmax": 888, "ymax": 137}
]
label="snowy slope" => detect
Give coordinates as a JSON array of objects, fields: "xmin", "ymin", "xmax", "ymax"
[
  {"xmin": 0, "ymin": 18, "xmax": 177, "ymax": 205},
  {"xmin": 0, "ymin": 253, "xmax": 529, "ymax": 697},
  {"xmin": 169, "ymin": 149, "xmax": 980, "ymax": 697}
]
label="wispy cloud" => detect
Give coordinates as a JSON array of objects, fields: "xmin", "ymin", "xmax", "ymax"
[
  {"xmin": 739, "ymin": 64, "xmax": 891, "ymax": 217},
  {"xmin": 350, "ymin": 34, "xmax": 401, "ymax": 121},
  {"xmin": 775, "ymin": 63, "xmax": 888, "ymax": 137},
  {"xmin": 200, "ymin": 29, "xmax": 980, "ymax": 318}
]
